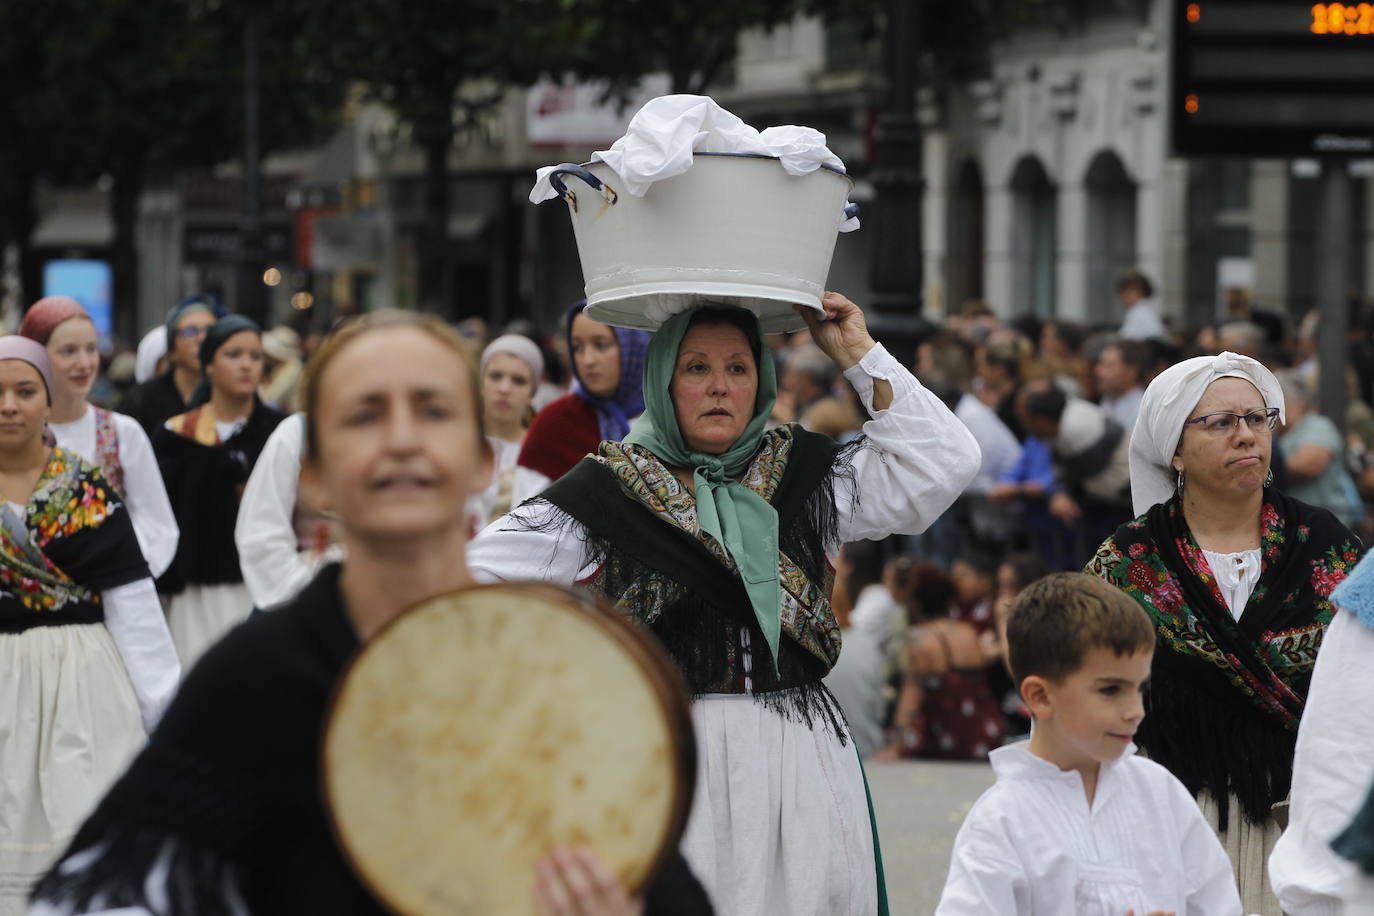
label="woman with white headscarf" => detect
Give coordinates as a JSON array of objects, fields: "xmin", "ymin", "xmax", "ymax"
[{"xmin": 1086, "ymin": 351, "xmax": 1363, "ymax": 916}]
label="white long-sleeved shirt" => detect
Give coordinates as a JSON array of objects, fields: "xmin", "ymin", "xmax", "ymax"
[
  {"xmin": 1269, "ymin": 609, "xmax": 1374, "ymax": 915},
  {"xmin": 234, "ymin": 414, "xmax": 343, "ymax": 611},
  {"xmin": 468, "ymin": 343, "xmax": 981, "ymax": 583},
  {"xmin": 49, "ymin": 407, "xmax": 179, "ymax": 579},
  {"xmin": 937, "ymin": 742, "xmax": 1243, "ymax": 916},
  {"xmin": 101, "ymin": 577, "xmax": 180, "ymax": 731}
]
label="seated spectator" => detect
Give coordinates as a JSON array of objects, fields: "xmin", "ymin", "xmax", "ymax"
[
  {"xmin": 877, "ymin": 563, "xmax": 1007, "ymax": 761},
  {"xmin": 1094, "ymin": 338, "xmax": 1150, "ymax": 431},
  {"xmin": 975, "ymin": 337, "xmax": 1030, "ymax": 441},
  {"xmin": 773, "ymin": 342, "xmax": 836, "ymax": 427},
  {"xmin": 825, "ymin": 545, "xmax": 915, "ymax": 758},
  {"xmin": 1018, "ymin": 379, "xmax": 1134, "ymax": 565},
  {"xmin": 1116, "ymin": 267, "xmax": 1167, "ymax": 341},
  {"xmin": 1277, "ymin": 369, "xmax": 1362, "ymax": 528},
  {"xmin": 1038, "ymin": 319, "xmax": 1090, "ymax": 398}
]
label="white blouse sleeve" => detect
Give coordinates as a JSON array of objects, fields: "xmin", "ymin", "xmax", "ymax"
[
  {"xmin": 113, "ymin": 414, "xmax": 179, "ymax": 579},
  {"xmin": 835, "ymin": 344, "xmax": 981, "ymax": 545},
  {"xmin": 467, "ymin": 501, "xmax": 598, "ymax": 585},
  {"xmin": 101, "ymin": 577, "xmax": 180, "ymax": 732},
  {"xmin": 234, "ymin": 415, "xmax": 328, "ymax": 610},
  {"xmin": 1270, "ymin": 610, "xmax": 1374, "ymax": 916}
]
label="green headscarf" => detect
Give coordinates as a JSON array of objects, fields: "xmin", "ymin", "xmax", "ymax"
[{"xmin": 624, "ymin": 306, "xmax": 784, "ymax": 668}]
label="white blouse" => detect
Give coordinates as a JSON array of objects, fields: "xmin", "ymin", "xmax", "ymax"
[
  {"xmin": 234, "ymin": 414, "xmax": 344, "ymax": 611},
  {"xmin": 1269, "ymin": 610, "xmax": 1374, "ymax": 915},
  {"xmin": 49, "ymin": 406, "xmax": 179, "ymax": 579},
  {"xmin": 937, "ymin": 742, "xmax": 1243, "ymax": 916},
  {"xmin": 468, "ymin": 343, "xmax": 982, "ymax": 583},
  {"xmin": 1201, "ymin": 548, "xmax": 1261, "ymax": 619}
]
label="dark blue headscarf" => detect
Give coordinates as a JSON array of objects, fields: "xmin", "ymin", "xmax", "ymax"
[
  {"xmin": 188, "ymin": 314, "xmax": 261, "ymax": 409},
  {"xmin": 565, "ymin": 301, "xmax": 650, "ymax": 442}
]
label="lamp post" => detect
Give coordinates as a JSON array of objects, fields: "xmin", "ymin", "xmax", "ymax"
[
  {"xmin": 239, "ymin": 18, "xmax": 266, "ymax": 325},
  {"xmin": 866, "ymin": 0, "xmax": 929, "ymax": 361}
]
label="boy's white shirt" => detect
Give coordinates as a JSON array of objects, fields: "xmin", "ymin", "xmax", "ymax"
[{"xmin": 936, "ymin": 740, "xmax": 1244, "ymax": 916}]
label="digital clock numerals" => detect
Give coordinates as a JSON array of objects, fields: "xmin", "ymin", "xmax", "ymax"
[{"xmin": 1311, "ymin": 2, "xmax": 1374, "ymax": 34}]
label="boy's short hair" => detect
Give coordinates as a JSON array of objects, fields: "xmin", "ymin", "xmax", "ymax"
[{"xmin": 1006, "ymin": 573, "xmax": 1155, "ymax": 687}]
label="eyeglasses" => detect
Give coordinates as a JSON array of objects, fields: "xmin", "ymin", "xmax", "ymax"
[
  {"xmin": 176, "ymin": 326, "xmax": 211, "ymax": 340},
  {"xmin": 1182, "ymin": 408, "xmax": 1280, "ymax": 436}
]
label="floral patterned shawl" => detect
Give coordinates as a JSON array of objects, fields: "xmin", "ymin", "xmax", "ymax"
[
  {"xmin": 1088, "ymin": 488, "xmax": 1361, "ymax": 826},
  {"xmin": 0, "ymin": 447, "xmax": 147, "ymax": 628}
]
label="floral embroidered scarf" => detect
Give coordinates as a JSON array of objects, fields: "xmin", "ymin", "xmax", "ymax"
[
  {"xmin": 0, "ymin": 448, "xmax": 124, "ymax": 616},
  {"xmin": 1088, "ymin": 488, "xmax": 1361, "ymax": 825}
]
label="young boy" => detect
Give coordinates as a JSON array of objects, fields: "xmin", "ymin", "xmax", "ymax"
[{"xmin": 935, "ymin": 573, "xmax": 1244, "ymax": 916}]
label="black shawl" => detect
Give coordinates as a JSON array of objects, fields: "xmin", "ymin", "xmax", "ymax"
[
  {"xmin": 520, "ymin": 426, "xmax": 859, "ymax": 740},
  {"xmin": 31, "ymin": 564, "xmax": 713, "ymax": 915},
  {"xmin": 153, "ymin": 399, "xmax": 285, "ymax": 595}
]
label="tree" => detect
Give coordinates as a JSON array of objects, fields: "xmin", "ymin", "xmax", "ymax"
[
  {"xmin": 323, "ymin": 1, "xmax": 571, "ymax": 316},
  {"xmin": 17, "ymin": 0, "xmax": 342, "ymax": 334}
]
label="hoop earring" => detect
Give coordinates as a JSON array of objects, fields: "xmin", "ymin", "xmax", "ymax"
[
  {"xmin": 1175, "ymin": 469, "xmax": 1185, "ymax": 495},
  {"xmin": 1265, "ymin": 468, "xmax": 1274, "ymax": 487}
]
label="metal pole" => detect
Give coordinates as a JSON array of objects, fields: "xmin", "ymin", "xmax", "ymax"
[
  {"xmin": 240, "ymin": 19, "xmax": 264, "ymax": 324},
  {"xmin": 1315, "ymin": 160, "xmax": 1350, "ymax": 434},
  {"xmin": 866, "ymin": 0, "xmax": 929, "ymax": 362}
]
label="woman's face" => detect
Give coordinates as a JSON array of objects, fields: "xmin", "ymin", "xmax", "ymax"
[
  {"xmin": 570, "ymin": 312, "xmax": 620, "ymax": 399},
  {"xmin": 481, "ymin": 353, "xmax": 536, "ymax": 428},
  {"xmin": 206, "ymin": 330, "xmax": 264, "ymax": 400},
  {"xmin": 172, "ymin": 309, "xmax": 215, "ymax": 372},
  {"xmin": 670, "ymin": 322, "xmax": 758, "ymax": 456},
  {"xmin": 1173, "ymin": 377, "xmax": 1272, "ymax": 498},
  {"xmin": 304, "ymin": 326, "xmax": 489, "ymax": 543},
  {"xmin": 46, "ymin": 317, "xmax": 100, "ymax": 401},
  {"xmin": 0, "ymin": 360, "xmax": 48, "ymax": 450}
]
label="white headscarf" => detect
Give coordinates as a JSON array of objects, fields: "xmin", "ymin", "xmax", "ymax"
[
  {"xmin": 1129, "ymin": 351, "xmax": 1285, "ymax": 516},
  {"xmin": 134, "ymin": 326, "xmax": 168, "ymax": 384}
]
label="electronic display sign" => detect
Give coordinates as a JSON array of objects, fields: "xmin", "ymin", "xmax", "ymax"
[{"xmin": 1172, "ymin": 1, "xmax": 1374, "ymax": 155}]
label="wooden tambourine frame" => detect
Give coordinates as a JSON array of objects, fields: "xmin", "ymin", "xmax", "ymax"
[{"xmin": 322, "ymin": 582, "xmax": 695, "ymax": 916}]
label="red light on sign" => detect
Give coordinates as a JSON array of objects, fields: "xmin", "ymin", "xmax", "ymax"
[
  {"xmin": 1187, "ymin": 3, "xmax": 1201, "ymax": 22},
  {"xmin": 1185, "ymin": 94, "xmax": 1200, "ymax": 114}
]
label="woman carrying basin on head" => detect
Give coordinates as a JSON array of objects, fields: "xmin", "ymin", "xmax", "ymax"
[{"xmin": 471, "ymin": 292, "xmax": 981, "ymax": 915}]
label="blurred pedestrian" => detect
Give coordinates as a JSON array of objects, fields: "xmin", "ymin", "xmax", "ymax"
[
  {"xmin": 154, "ymin": 316, "xmax": 286, "ymax": 668},
  {"xmin": 514, "ymin": 302, "xmax": 649, "ymax": 498},
  {"xmin": 121, "ymin": 297, "xmax": 218, "ymax": 438},
  {"xmin": 29, "ymin": 310, "xmax": 708, "ymax": 916},
  {"xmin": 1275, "ymin": 369, "xmax": 1362, "ymax": 528},
  {"xmin": 1270, "ymin": 549, "xmax": 1374, "ymax": 913},
  {"xmin": 1094, "ymin": 337, "xmax": 1149, "ymax": 431},
  {"xmin": 19, "ymin": 297, "xmax": 179, "ymax": 579},
  {"xmin": 0, "ymin": 338, "xmax": 177, "ymax": 914},
  {"xmin": 477, "ymin": 333, "xmax": 543, "ymax": 524},
  {"xmin": 260, "ymin": 325, "xmax": 304, "ymax": 411},
  {"xmin": 1116, "ymin": 268, "xmax": 1166, "ymax": 341}
]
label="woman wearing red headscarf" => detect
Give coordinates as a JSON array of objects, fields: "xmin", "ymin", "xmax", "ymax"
[{"xmin": 20, "ymin": 298, "xmax": 179, "ymax": 579}]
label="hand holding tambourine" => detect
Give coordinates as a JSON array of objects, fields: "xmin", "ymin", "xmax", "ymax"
[{"xmin": 324, "ymin": 583, "xmax": 694, "ymax": 916}]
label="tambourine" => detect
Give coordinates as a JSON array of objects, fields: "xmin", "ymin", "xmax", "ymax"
[{"xmin": 322, "ymin": 582, "xmax": 696, "ymax": 915}]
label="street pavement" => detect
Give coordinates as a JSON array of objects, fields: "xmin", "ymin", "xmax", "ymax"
[{"xmin": 866, "ymin": 758, "xmax": 997, "ymax": 914}]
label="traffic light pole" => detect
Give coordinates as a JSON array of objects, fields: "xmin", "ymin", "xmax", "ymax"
[{"xmin": 1315, "ymin": 160, "xmax": 1350, "ymax": 434}]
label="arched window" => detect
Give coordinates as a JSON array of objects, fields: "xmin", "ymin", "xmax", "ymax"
[
  {"xmin": 1084, "ymin": 151, "xmax": 1138, "ymax": 323},
  {"xmin": 946, "ymin": 158, "xmax": 985, "ymax": 312},
  {"xmin": 1009, "ymin": 156, "xmax": 1057, "ymax": 318}
]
